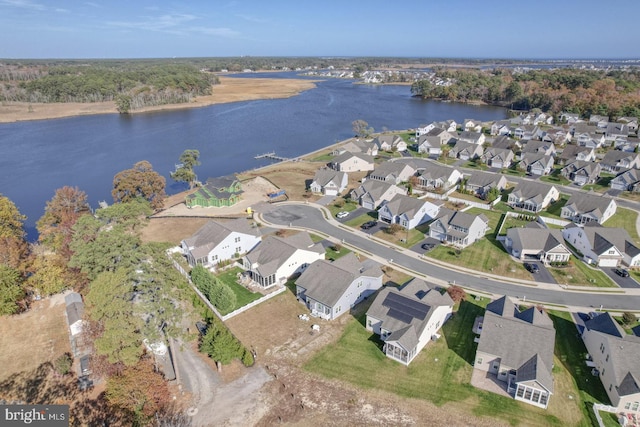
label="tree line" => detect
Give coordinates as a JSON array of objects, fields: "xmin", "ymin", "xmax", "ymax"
[{"xmin": 411, "ymin": 67, "xmax": 640, "ymax": 119}]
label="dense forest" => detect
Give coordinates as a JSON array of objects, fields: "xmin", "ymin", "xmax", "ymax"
[
  {"xmin": 0, "ymin": 61, "xmax": 218, "ymax": 112},
  {"xmin": 411, "ymin": 67, "xmax": 640, "ymax": 119}
]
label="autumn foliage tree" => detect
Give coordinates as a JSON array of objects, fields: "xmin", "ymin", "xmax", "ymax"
[
  {"xmin": 112, "ymin": 161, "xmax": 166, "ymax": 210},
  {"xmin": 0, "ymin": 194, "xmax": 29, "ymax": 272},
  {"xmin": 446, "ymin": 285, "xmax": 467, "ymax": 303}
]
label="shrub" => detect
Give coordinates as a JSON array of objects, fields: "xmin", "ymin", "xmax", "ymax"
[
  {"xmin": 385, "ymin": 224, "xmax": 404, "ymax": 235},
  {"xmin": 331, "ymin": 243, "xmax": 343, "ymax": 252},
  {"xmin": 446, "ymin": 285, "xmax": 466, "ymax": 303},
  {"xmin": 241, "ymin": 349, "xmax": 255, "ymax": 367},
  {"xmin": 622, "ymin": 311, "xmax": 637, "ymax": 325},
  {"xmin": 334, "ymin": 199, "xmax": 345, "ymax": 208},
  {"xmin": 54, "ymin": 353, "xmax": 73, "ymax": 375}
]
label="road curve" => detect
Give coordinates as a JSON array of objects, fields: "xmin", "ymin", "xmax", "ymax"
[{"xmin": 259, "ymin": 202, "xmax": 640, "ymax": 311}]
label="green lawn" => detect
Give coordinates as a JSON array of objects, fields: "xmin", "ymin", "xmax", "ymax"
[
  {"xmin": 540, "ymin": 167, "xmax": 571, "ymax": 186},
  {"xmin": 327, "ymin": 199, "xmax": 360, "ymax": 218},
  {"xmin": 311, "ymin": 153, "xmax": 335, "ymax": 162},
  {"xmin": 216, "ymin": 267, "xmax": 263, "ymax": 314},
  {"xmin": 344, "ymin": 212, "xmax": 378, "ymax": 228},
  {"xmin": 582, "ymin": 175, "xmax": 614, "ymax": 193},
  {"xmin": 548, "ymin": 257, "xmax": 616, "ymax": 288},
  {"xmin": 325, "ymin": 243, "xmax": 351, "ymax": 261},
  {"xmin": 544, "ymin": 194, "xmax": 570, "ymax": 219},
  {"xmin": 498, "ymin": 215, "xmax": 537, "ymax": 236},
  {"xmin": 374, "ymin": 226, "xmax": 425, "ymax": 248},
  {"xmin": 602, "ymin": 207, "xmax": 640, "ymax": 244},
  {"xmin": 466, "ymin": 207, "xmax": 502, "ymax": 232},
  {"xmin": 305, "ymin": 298, "xmax": 592, "ymax": 426}
]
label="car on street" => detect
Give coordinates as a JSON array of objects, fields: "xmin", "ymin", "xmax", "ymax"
[
  {"xmin": 524, "ymin": 262, "xmax": 539, "ymax": 274},
  {"xmin": 360, "ymin": 220, "xmax": 377, "ymax": 230},
  {"xmin": 615, "ymin": 268, "xmax": 630, "ymax": 277},
  {"xmin": 336, "ymin": 211, "xmax": 349, "ymax": 219}
]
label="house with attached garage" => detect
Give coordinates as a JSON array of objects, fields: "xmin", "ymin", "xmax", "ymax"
[
  {"xmin": 242, "ymin": 232, "xmax": 325, "ymax": 288},
  {"xmin": 415, "ymin": 163, "xmax": 463, "ymax": 191},
  {"xmin": 518, "ymin": 153, "xmax": 554, "ymax": 176},
  {"xmin": 505, "ymin": 223, "xmax": 571, "ymax": 264},
  {"xmin": 491, "ymin": 119, "xmax": 513, "ymax": 136},
  {"xmin": 181, "ymin": 218, "xmax": 262, "ymax": 267},
  {"xmin": 463, "ymin": 119, "xmax": 484, "ymax": 133},
  {"xmin": 562, "ymin": 222, "xmax": 640, "ymax": 267},
  {"xmin": 457, "ymin": 131, "xmax": 486, "ymax": 145},
  {"xmin": 449, "ymin": 140, "xmax": 484, "ymax": 160},
  {"xmin": 581, "ymin": 312, "xmax": 640, "ymax": 417},
  {"xmin": 378, "ymin": 194, "xmax": 442, "ymax": 229},
  {"xmin": 557, "ymin": 145, "xmax": 595, "ymax": 165},
  {"xmin": 309, "ymin": 168, "xmax": 348, "ymax": 196},
  {"xmin": 617, "ymin": 117, "xmax": 638, "ymax": 133},
  {"xmin": 428, "ymin": 208, "xmax": 489, "ymax": 248},
  {"xmin": 332, "ymin": 139, "xmax": 378, "ymax": 157},
  {"xmin": 560, "ymin": 193, "xmax": 617, "ymax": 225},
  {"xmin": 521, "ymin": 140, "xmax": 556, "ymax": 157},
  {"xmin": 492, "ymin": 135, "xmax": 521, "ymax": 151},
  {"xmin": 416, "ymin": 135, "xmax": 443, "ymax": 157},
  {"xmin": 366, "ymin": 278, "xmax": 454, "ymax": 365},
  {"xmin": 367, "ymin": 161, "xmax": 416, "ymax": 185},
  {"xmin": 600, "ymin": 151, "xmax": 640, "ymax": 173},
  {"xmin": 350, "ymin": 180, "xmax": 407, "ymax": 210},
  {"xmin": 372, "ymin": 134, "xmax": 407, "ymax": 152},
  {"xmin": 329, "ymin": 151, "xmax": 375, "ymax": 172},
  {"xmin": 420, "ymin": 127, "xmax": 458, "ymax": 146},
  {"xmin": 507, "ymin": 182, "xmax": 559, "ymax": 212},
  {"xmin": 473, "ymin": 296, "xmax": 556, "ymax": 409},
  {"xmin": 560, "ymin": 160, "xmax": 601, "ymax": 186},
  {"xmin": 295, "ymin": 253, "xmax": 382, "ymax": 320},
  {"xmin": 480, "ymin": 147, "xmax": 515, "ymax": 169},
  {"xmin": 611, "ymin": 168, "xmax": 640, "ymax": 192},
  {"xmin": 463, "ymin": 170, "xmax": 507, "ymax": 199}
]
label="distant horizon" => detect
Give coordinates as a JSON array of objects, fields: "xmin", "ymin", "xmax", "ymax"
[{"xmin": 2, "ymin": 0, "xmax": 639, "ymax": 59}]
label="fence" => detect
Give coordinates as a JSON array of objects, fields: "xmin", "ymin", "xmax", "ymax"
[
  {"xmin": 538, "ymin": 216, "xmax": 570, "ymax": 227},
  {"xmin": 447, "ymin": 195, "xmax": 500, "ymax": 210},
  {"xmin": 168, "ymin": 251, "xmax": 287, "ymax": 321},
  {"xmin": 592, "ymin": 403, "xmax": 618, "ymax": 427}
]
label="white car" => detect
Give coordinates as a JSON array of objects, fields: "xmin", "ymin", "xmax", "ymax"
[{"xmin": 336, "ymin": 211, "xmax": 349, "ymax": 219}]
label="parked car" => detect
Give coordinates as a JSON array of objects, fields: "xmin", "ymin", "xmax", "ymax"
[
  {"xmin": 524, "ymin": 262, "xmax": 539, "ymax": 274},
  {"xmin": 360, "ymin": 220, "xmax": 377, "ymax": 230},
  {"xmin": 614, "ymin": 268, "xmax": 630, "ymax": 277},
  {"xmin": 336, "ymin": 211, "xmax": 349, "ymax": 219},
  {"xmin": 421, "ymin": 243, "xmax": 435, "ymax": 251}
]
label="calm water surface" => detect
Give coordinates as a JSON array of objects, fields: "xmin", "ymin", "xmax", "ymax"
[{"xmin": 0, "ymin": 72, "xmax": 506, "ymax": 239}]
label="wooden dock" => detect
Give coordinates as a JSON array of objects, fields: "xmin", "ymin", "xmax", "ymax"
[{"xmin": 254, "ymin": 152, "xmax": 289, "ymax": 161}]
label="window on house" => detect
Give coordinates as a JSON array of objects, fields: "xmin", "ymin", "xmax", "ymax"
[
  {"xmin": 632, "ymin": 402, "xmax": 639, "ymax": 411},
  {"xmin": 235, "ymin": 237, "xmax": 240, "ymax": 243},
  {"xmin": 367, "ymin": 319, "xmax": 372, "ymax": 327},
  {"xmin": 610, "ymin": 384, "xmax": 613, "ymax": 392},
  {"xmin": 540, "ymin": 394, "xmax": 548, "ymax": 405},
  {"xmin": 625, "ymin": 402, "xmax": 631, "ymax": 410},
  {"xmin": 516, "ymin": 387, "xmax": 524, "ymax": 398},
  {"xmin": 524, "ymin": 388, "xmax": 532, "ymax": 400},
  {"xmin": 532, "ymin": 390, "xmax": 541, "ymax": 402},
  {"xmin": 236, "ymin": 246, "xmax": 241, "ymax": 253}
]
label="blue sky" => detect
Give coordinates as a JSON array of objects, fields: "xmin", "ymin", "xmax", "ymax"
[{"xmin": 1, "ymin": 0, "xmax": 638, "ymax": 59}]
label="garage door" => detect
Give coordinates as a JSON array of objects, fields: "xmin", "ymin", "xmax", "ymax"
[{"xmin": 598, "ymin": 258, "xmax": 619, "ymax": 267}]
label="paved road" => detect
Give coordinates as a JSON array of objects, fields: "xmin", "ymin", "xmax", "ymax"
[{"xmin": 260, "ymin": 203, "xmax": 640, "ymax": 311}]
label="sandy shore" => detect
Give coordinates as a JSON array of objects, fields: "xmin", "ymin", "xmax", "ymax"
[{"xmin": 0, "ymin": 76, "xmax": 318, "ymax": 123}]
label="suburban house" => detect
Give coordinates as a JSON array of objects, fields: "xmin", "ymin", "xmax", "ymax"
[
  {"xmin": 372, "ymin": 135, "xmax": 407, "ymax": 152},
  {"xmin": 473, "ymin": 296, "xmax": 556, "ymax": 409},
  {"xmin": 332, "ymin": 139, "xmax": 378, "ymax": 157},
  {"xmin": 415, "ymin": 123, "xmax": 436, "ymax": 137},
  {"xmin": 242, "ymin": 232, "xmax": 325, "ymax": 288},
  {"xmin": 606, "ymin": 123, "xmax": 630, "ymax": 143},
  {"xmin": 295, "ymin": 253, "xmax": 382, "ymax": 320},
  {"xmin": 505, "ymin": 223, "xmax": 571, "ymax": 264},
  {"xmin": 416, "ymin": 135, "xmax": 443, "ymax": 157},
  {"xmin": 449, "ymin": 140, "xmax": 484, "ymax": 160},
  {"xmin": 181, "ymin": 218, "xmax": 262, "ymax": 267},
  {"xmin": 611, "ymin": 168, "xmax": 640, "ymax": 192},
  {"xmin": 589, "ymin": 114, "xmax": 610, "ymax": 130},
  {"xmin": 368, "ymin": 161, "xmax": 416, "ymax": 185},
  {"xmin": 481, "ymin": 147, "xmax": 515, "ymax": 169},
  {"xmin": 457, "ymin": 131, "xmax": 485, "ymax": 145},
  {"xmin": 560, "ymin": 160, "xmax": 601, "ymax": 186},
  {"xmin": 491, "ymin": 119, "xmax": 512, "ymax": 136},
  {"xmin": 329, "ymin": 152, "xmax": 375, "ymax": 172},
  {"xmin": 507, "ymin": 182, "xmax": 559, "ymax": 212},
  {"xmin": 309, "ymin": 169, "xmax": 348, "ymax": 196},
  {"xmin": 521, "ymin": 140, "xmax": 556, "ymax": 157},
  {"xmin": 618, "ymin": 117, "xmax": 639, "ymax": 133},
  {"xmin": 576, "ymin": 132, "xmax": 605, "ymax": 149},
  {"xmin": 419, "ymin": 127, "xmax": 457, "ymax": 146},
  {"xmin": 186, "ymin": 175, "xmax": 242, "ymax": 208},
  {"xmin": 562, "ymin": 223, "xmax": 640, "ymax": 267},
  {"xmin": 463, "ymin": 119, "xmax": 484, "ymax": 133},
  {"xmin": 560, "ymin": 112, "xmax": 581, "ymax": 125},
  {"xmin": 366, "ymin": 278, "xmax": 454, "ymax": 365},
  {"xmin": 600, "ymin": 151, "xmax": 640, "ymax": 173},
  {"xmin": 492, "ymin": 135, "xmax": 520, "ymax": 151},
  {"xmin": 514, "ymin": 125, "xmax": 540, "ymax": 141},
  {"xmin": 581, "ymin": 312, "xmax": 640, "ymax": 417},
  {"xmin": 416, "ymin": 164, "xmax": 463, "ymax": 191},
  {"xmin": 350, "ymin": 180, "xmax": 407, "ymax": 210},
  {"xmin": 378, "ymin": 194, "xmax": 442, "ymax": 229},
  {"xmin": 463, "ymin": 171, "xmax": 507, "ymax": 199},
  {"xmin": 557, "ymin": 145, "xmax": 595, "ymax": 165},
  {"xmin": 542, "ymin": 128, "xmax": 571, "ymax": 145},
  {"xmin": 429, "ymin": 208, "xmax": 489, "ymax": 248},
  {"xmin": 518, "ymin": 153, "xmax": 554, "ymax": 176},
  {"xmin": 560, "ymin": 193, "xmax": 617, "ymax": 225}
]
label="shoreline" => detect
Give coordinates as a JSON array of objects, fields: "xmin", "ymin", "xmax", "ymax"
[{"xmin": 0, "ymin": 76, "xmax": 319, "ymax": 124}]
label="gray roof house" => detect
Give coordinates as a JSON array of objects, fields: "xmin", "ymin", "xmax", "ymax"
[
  {"xmin": 464, "ymin": 171, "xmax": 507, "ymax": 198},
  {"xmin": 600, "ymin": 151, "xmax": 640, "ymax": 173},
  {"xmin": 242, "ymin": 232, "xmax": 325, "ymax": 288},
  {"xmin": 181, "ymin": 218, "xmax": 262, "ymax": 267},
  {"xmin": 309, "ymin": 168, "xmax": 348, "ymax": 196},
  {"xmin": 372, "ymin": 134, "xmax": 407, "ymax": 152},
  {"xmin": 562, "ymin": 223, "xmax": 640, "ymax": 268},
  {"xmin": 473, "ymin": 296, "xmax": 556, "ymax": 409},
  {"xmin": 449, "ymin": 140, "xmax": 484, "ymax": 160},
  {"xmin": 505, "ymin": 223, "xmax": 571, "ymax": 264},
  {"xmin": 457, "ymin": 131, "xmax": 485, "ymax": 145},
  {"xmin": 610, "ymin": 168, "xmax": 640, "ymax": 192},
  {"xmin": 329, "ymin": 151, "xmax": 375, "ymax": 172},
  {"xmin": 378, "ymin": 194, "xmax": 442, "ymax": 230},
  {"xmin": 332, "ymin": 139, "xmax": 378, "ymax": 157},
  {"xmin": 521, "ymin": 140, "xmax": 556, "ymax": 157},
  {"xmin": 416, "ymin": 135, "xmax": 443, "ymax": 157},
  {"xmin": 507, "ymin": 182, "xmax": 559, "ymax": 212},
  {"xmin": 557, "ymin": 145, "xmax": 595, "ymax": 165},
  {"xmin": 429, "ymin": 208, "xmax": 489, "ymax": 248},
  {"xmin": 492, "ymin": 135, "xmax": 520, "ymax": 151},
  {"xmin": 560, "ymin": 193, "xmax": 617, "ymax": 225},
  {"xmin": 480, "ymin": 147, "xmax": 515, "ymax": 169},
  {"xmin": 350, "ymin": 180, "xmax": 407, "ymax": 210},
  {"xmin": 295, "ymin": 253, "xmax": 382, "ymax": 320},
  {"xmin": 518, "ymin": 153, "xmax": 554, "ymax": 176},
  {"xmin": 368, "ymin": 161, "xmax": 416, "ymax": 185},
  {"xmin": 366, "ymin": 278, "xmax": 454, "ymax": 365},
  {"xmin": 416, "ymin": 164, "xmax": 463, "ymax": 191},
  {"xmin": 560, "ymin": 160, "xmax": 601, "ymax": 186},
  {"xmin": 581, "ymin": 312, "xmax": 640, "ymax": 415}
]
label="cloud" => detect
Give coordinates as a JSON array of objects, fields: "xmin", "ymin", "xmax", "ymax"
[
  {"xmin": 192, "ymin": 26, "xmax": 240, "ymax": 37},
  {"xmin": 236, "ymin": 14, "xmax": 268, "ymax": 24},
  {"xmin": 0, "ymin": 0, "xmax": 46, "ymax": 10},
  {"xmin": 106, "ymin": 12, "xmax": 240, "ymax": 38},
  {"xmin": 84, "ymin": 2, "xmax": 101, "ymax": 7}
]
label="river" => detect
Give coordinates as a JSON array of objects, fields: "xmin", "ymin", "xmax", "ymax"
[{"xmin": 0, "ymin": 72, "xmax": 507, "ymax": 239}]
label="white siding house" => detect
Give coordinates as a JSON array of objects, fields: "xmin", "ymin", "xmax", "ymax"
[{"xmin": 378, "ymin": 194, "xmax": 442, "ymax": 229}]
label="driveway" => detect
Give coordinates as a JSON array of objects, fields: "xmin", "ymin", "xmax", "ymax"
[
  {"xmin": 316, "ymin": 195, "xmax": 336, "ymax": 206},
  {"xmin": 410, "ymin": 237, "xmax": 440, "ymax": 255},
  {"xmin": 602, "ymin": 267, "xmax": 640, "ymax": 289},
  {"xmin": 525, "ymin": 261, "xmax": 557, "ymax": 284}
]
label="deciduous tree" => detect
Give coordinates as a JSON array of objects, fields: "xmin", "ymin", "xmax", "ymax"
[
  {"xmin": 352, "ymin": 119, "xmax": 373, "ymax": 138},
  {"xmin": 0, "ymin": 194, "xmax": 29, "ymax": 272},
  {"xmin": 26, "ymin": 254, "xmax": 67, "ymax": 296},
  {"xmin": 171, "ymin": 149, "xmax": 201, "ymax": 189},
  {"xmin": 112, "ymin": 161, "xmax": 166, "ymax": 210}
]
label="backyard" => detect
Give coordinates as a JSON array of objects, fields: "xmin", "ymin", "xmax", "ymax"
[
  {"xmin": 216, "ymin": 267, "xmax": 263, "ymax": 314},
  {"xmin": 305, "ymin": 296, "xmax": 595, "ymax": 426}
]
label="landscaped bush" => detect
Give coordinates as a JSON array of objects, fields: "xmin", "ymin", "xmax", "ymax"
[
  {"xmin": 446, "ymin": 285, "xmax": 466, "ymax": 303},
  {"xmin": 385, "ymin": 224, "xmax": 404, "ymax": 235},
  {"xmin": 622, "ymin": 311, "xmax": 637, "ymax": 325}
]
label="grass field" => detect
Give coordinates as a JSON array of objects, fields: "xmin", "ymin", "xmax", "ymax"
[
  {"xmin": 216, "ymin": 267, "xmax": 262, "ymax": 314},
  {"xmin": 305, "ymin": 297, "xmax": 593, "ymax": 426},
  {"xmin": 603, "ymin": 207, "xmax": 640, "ymax": 244}
]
